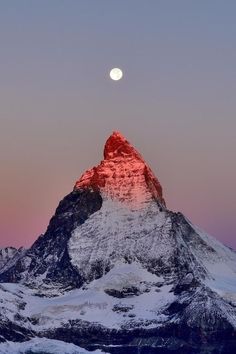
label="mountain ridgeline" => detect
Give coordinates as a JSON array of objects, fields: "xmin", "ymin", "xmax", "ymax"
[{"xmin": 0, "ymin": 131, "xmax": 236, "ymax": 354}]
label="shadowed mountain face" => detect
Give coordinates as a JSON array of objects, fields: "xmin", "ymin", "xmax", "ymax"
[
  {"xmin": 0, "ymin": 189, "xmax": 102, "ymax": 287},
  {"xmin": 0, "ymin": 132, "xmax": 236, "ymax": 354}
]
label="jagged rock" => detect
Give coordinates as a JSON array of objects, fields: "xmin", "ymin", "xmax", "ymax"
[
  {"xmin": 75, "ymin": 131, "xmax": 165, "ymax": 205},
  {"xmin": 0, "ymin": 247, "xmax": 26, "ymax": 273},
  {"xmin": 0, "ymin": 131, "xmax": 236, "ymax": 353},
  {"xmin": 0, "ymin": 189, "xmax": 102, "ymax": 286}
]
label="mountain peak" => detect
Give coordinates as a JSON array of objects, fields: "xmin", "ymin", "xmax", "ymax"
[
  {"xmin": 104, "ymin": 131, "xmax": 141, "ymax": 160},
  {"xmin": 75, "ymin": 131, "xmax": 165, "ymax": 206}
]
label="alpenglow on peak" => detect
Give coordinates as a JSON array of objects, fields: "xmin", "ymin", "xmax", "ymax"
[
  {"xmin": 1, "ymin": 130, "xmax": 236, "ymax": 353},
  {"xmin": 74, "ymin": 131, "xmax": 165, "ymax": 206}
]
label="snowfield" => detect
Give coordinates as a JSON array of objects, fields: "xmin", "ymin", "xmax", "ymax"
[
  {"xmin": 0, "ymin": 338, "xmax": 107, "ymax": 354},
  {"xmin": 0, "ymin": 262, "xmax": 175, "ymax": 331}
]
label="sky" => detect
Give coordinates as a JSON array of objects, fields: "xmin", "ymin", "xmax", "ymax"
[{"xmin": 0, "ymin": 1, "xmax": 235, "ymax": 249}]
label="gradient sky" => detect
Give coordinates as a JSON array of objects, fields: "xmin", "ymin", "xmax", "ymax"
[{"xmin": 0, "ymin": 1, "xmax": 235, "ymax": 249}]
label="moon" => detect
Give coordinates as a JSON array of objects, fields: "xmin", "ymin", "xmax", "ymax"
[{"xmin": 109, "ymin": 68, "xmax": 123, "ymax": 81}]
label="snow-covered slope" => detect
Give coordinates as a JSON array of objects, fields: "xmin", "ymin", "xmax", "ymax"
[
  {"xmin": 0, "ymin": 338, "xmax": 107, "ymax": 354},
  {"xmin": 68, "ymin": 199, "xmax": 172, "ymax": 281},
  {"xmin": 0, "ymin": 131, "xmax": 235, "ymax": 353},
  {"xmin": 0, "ymin": 264, "xmax": 174, "ymax": 331}
]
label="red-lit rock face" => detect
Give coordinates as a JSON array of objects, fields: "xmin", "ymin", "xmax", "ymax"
[
  {"xmin": 75, "ymin": 131, "xmax": 165, "ymax": 207},
  {"xmin": 104, "ymin": 131, "xmax": 142, "ymax": 160}
]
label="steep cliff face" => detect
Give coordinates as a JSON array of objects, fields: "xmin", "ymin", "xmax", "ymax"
[
  {"xmin": 0, "ymin": 132, "xmax": 236, "ymax": 354},
  {"xmin": 75, "ymin": 131, "xmax": 165, "ymax": 206},
  {"xmin": 0, "ymin": 131, "xmax": 166, "ymax": 287}
]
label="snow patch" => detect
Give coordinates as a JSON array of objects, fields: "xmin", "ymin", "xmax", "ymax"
[{"xmin": 0, "ymin": 338, "xmax": 107, "ymax": 354}]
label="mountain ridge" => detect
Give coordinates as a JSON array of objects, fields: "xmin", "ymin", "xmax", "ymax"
[{"xmin": 0, "ymin": 131, "xmax": 235, "ymax": 354}]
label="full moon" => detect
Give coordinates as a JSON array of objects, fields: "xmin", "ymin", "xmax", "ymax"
[{"xmin": 109, "ymin": 68, "xmax": 123, "ymax": 81}]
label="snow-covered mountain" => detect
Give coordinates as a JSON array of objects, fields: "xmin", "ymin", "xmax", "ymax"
[{"xmin": 0, "ymin": 131, "xmax": 236, "ymax": 354}]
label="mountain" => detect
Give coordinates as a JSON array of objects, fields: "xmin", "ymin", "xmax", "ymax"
[
  {"xmin": 0, "ymin": 247, "xmax": 26, "ymax": 273},
  {"xmin": 0, "ymin": 131, "xmax": 236, "ymax": 354}
]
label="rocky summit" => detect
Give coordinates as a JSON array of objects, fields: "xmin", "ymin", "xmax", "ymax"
[
  {"xmin": 75, "ymin": 131, "xmax": 165, "ymax": 205},
  {"xmin": 0, "ymin": 132, "xmax": 236, "ymax": 354}
]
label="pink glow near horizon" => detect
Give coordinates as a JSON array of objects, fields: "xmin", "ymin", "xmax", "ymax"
[{"xmin": 1, "ymin": 129, "xmax": 235, "ymax": 249}]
